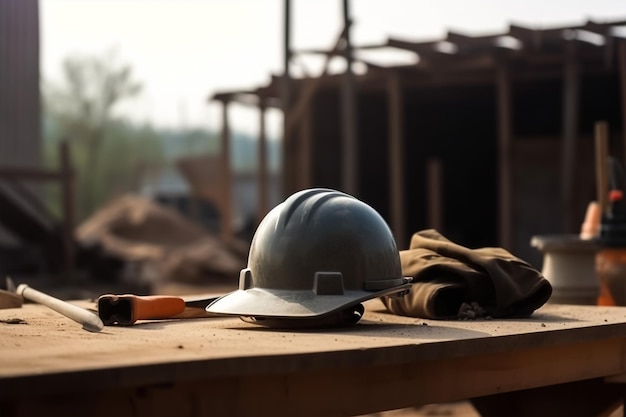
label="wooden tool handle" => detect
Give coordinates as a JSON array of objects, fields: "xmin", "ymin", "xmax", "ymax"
[
  {"xmin": 131, "ymin": 295, "xmax": 186, "ymax": 321},
  {"xmin": 17, "ymin": 284, "xmax": 104, "ymax": 332}
]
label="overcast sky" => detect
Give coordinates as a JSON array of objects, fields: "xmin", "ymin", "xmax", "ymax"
[{"xmin": 40, "ymin": 0, "xmax": 626, "ymax": 137}]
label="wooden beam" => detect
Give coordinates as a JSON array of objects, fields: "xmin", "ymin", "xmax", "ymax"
[
  {"xmin": 59, "ymin": 141, "xmax": 75, "ymax": 274},
  {"xmin": 496, "ymin": 63, "xmax": 513, "ymax": 249},
  {"xmin": 619, "ymin": 40, "xmax": 626, "ymax": 169},
  {"xmin": 281, "ymin": 0, "xmax": 292, "ymax": 198},
  {"xmin": 595, "ymin": 121, "xmax": 609, "ymax": 216},
  {"xmin": 561, "ymin": 42, "xmax": 580, "ymax": 233},
  {"xmin": 299, "ymin": 104, "xmax": 313, "ymax": 190},
  {"xmin": 341, "ymin": 0, "xmax": 358, "ymax": 195},
  {"xmin": 257, "ymin": 99, "xmax": 269, "ymax": 223},
  {"xmin": 221, "ymin": 100, "xmax": 234, "ymax": 241},
  {"xmin": 386, "ymin": 38, "xmax": 440, "ymax": 54},
  {"xmin": 426, "ymin": 158, "xmax": 443, "ymax": 233},
  {"xmin": 0, "ymin": 167, "xmax": 65, "ymax": 181},
  {"xmin": 283, "ymin": 0, "xmax": 291, "ymax": 85},
  {"xmin": 387, "ymin": 70, "xmax": 406, "ymax": 247},
  {"xmin": 446, "ymin": 30, "xmax": 475, "ymax": 44}
]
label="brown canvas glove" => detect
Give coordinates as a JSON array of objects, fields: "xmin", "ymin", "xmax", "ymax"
[{"xmin": 381, "ymin": 229, "xmax": 552, "ymax": 319}]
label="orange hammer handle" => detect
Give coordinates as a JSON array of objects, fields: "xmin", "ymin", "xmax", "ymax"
[
  {"xmin": 98, "ymin": 294, "xmax": 186, "ymax": 325},
  {"xmin": 131, "ymin": 295, "xmax": 185, "ymax": 321}
]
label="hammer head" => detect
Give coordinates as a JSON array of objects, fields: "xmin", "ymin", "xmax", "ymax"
[{"xmin": 1, "ymin": 277, "xmax": 22, "ymax": 309}]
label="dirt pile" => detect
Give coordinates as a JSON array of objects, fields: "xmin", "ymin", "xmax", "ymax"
[{"xmin": 76, "ymin": 194, "xmax": 248, "ymax": 285}]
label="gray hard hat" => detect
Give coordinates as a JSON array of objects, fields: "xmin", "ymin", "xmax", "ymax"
[{"xmin": 206, "ymin": 188, "xmax": 410, "ymax": 325}]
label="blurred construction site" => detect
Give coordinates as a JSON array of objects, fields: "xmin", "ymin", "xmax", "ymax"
[{"xmin": 2, "ymin": 0, "xmax": 626, "ymax": 301}]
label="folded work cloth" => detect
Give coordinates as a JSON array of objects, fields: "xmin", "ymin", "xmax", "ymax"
[{"xmin": 381, "ymin": 229, "xmax": 552, "ymax": 319}]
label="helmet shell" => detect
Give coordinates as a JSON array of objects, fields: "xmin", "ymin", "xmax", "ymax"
[{"xmin": 206, "ymin": 188, "xmax": 410, "ymax": 318}]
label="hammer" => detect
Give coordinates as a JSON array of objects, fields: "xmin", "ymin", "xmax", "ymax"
[
  {"xmin": 7, "ymin": 277, "xmax": 104, "ymax": 332},
  {"xmin": 0, "ymin": 279, "xmax": 22, "ymax": 309}
]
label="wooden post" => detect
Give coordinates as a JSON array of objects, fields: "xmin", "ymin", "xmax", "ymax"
[
  {"xmin": 221, "ymin": 100, "xmax": 234, "ymax": 241},
  {"xmin": 561, "ymin": 42, "xmax": 579, "ymax": 233},
  {"xmin": 387, "ymin": 70, "xmax": 406, "ymax": 248},
  {"xmin": 426, "ymin": 158, "xmax": 443, "ymax": 233},
  {"xmin": 281, "ymin": 0, "xmax": 292, "ymax": 198},
  {"xmin": 341, "ymin": 0, "xmax": 358, "ymax": 196},
  {"xmin": 496, "ymin": 63, "xmax": 513, "ymax": 249},
  {"xmin": 595, "ymin": 121, "xmax": 609, "ymax": 217},
  {"xmin": 299, "ymin": 104, "xmax": 313, "ymax": 190},
  {"xmin": 283, "ymin": 0, "xmax": 291, "ymax": 88},
  {"xmin": 618, "ymin": 41, "xmax": 626, "ymax": 168},
  {"xmin": 59, "ymin": 140, "xmax": 75, "ymax": 274},
  {"xmin": 258, "ymin": 98, "xmax": 269, "ymax": 223}
]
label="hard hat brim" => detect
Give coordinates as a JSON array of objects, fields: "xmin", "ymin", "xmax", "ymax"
[{"xmin": 205, "ymin": 282, "xmax": 412, "ymax": 318}]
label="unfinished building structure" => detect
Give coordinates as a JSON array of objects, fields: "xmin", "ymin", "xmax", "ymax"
[
  {"xmin": 0, "ymin": 0, "xmax": 77, "ymax": 276},
  {"xmin": 213, "ymin": 19, "xmax": 626, "ymax": 267}
]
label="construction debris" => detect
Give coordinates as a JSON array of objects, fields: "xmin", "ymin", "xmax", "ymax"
[{"xmin": 76, "ymin": 194, "xmax": 247, "ymax": 285}]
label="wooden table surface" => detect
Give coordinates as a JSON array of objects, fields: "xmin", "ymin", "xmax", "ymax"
[{"xmin": 2, "ymin": 298, "xmax": 626, "ymax": 416}]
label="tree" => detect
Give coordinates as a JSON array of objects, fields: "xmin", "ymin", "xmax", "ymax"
[{"xmin": 44, "ymin": 50, "xmax": 146, "ymax": 219}]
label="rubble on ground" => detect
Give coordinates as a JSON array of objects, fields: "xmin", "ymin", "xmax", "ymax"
[{"xmin": 76, "ymin": 194, "xmax": 248, "ymax": 285}]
